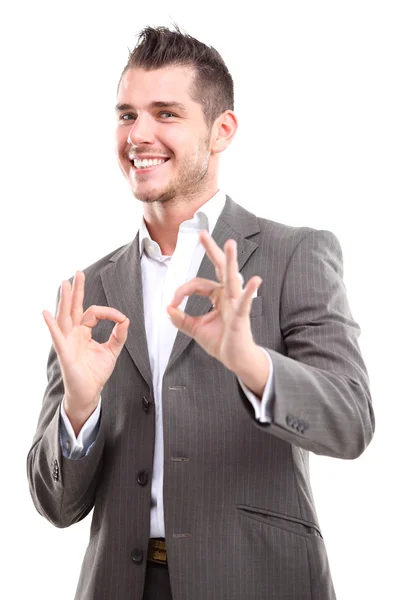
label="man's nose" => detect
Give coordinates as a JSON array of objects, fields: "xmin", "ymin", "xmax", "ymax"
[{"xmin": 127, "ymin": 114, "xmax": 155, "ymax": 145}]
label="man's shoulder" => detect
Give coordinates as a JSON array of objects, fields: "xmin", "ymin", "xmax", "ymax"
[
  {"xmin": 258, "ymin": 213, "xmax": 315, "ymax": 239},
  {"xmin": 256, "ymin": 214, "xmax": 342, "ymax": 261},
  {"xmin": 227, "ymin": 197, "xmax": 317, "ymax": 245},
  {"xmin": 225, "ymin": 198, "xmax": 342, "ymax": 265}
]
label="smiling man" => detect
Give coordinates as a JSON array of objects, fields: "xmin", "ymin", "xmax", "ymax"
[
  {"xmin": 115, "ymin": 56, "xmax": 235, "ymax": 256},
  {"xmin": 27, "ymin": 25, "xmax": 374, "ymax": 600},
  {"xmin": 116, "ymin": 74, "xmax": 214, "ymax": 207}
]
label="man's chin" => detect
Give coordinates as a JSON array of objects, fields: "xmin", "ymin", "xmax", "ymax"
[{"xmin": 132, "ymin": 186, "xmax": 175, "ymax": 205}]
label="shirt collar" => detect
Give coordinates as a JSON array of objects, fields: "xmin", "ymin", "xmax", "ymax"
[{"xmin": 139, "ymin": 190, "xmax": 227, "ymax": 258}]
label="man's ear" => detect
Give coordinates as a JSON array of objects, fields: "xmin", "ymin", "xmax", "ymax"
[{"xmin": 210, "ymin": 111, "xmax": 238, "ymax": 154}]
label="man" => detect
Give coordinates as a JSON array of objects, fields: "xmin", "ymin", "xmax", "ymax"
[{"xmin": 27, "ymin": 25, "xmax": 374, "ymax": 600}]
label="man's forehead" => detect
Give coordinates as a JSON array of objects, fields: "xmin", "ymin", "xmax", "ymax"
[{"xmin": 117, "ymin": 66, "xmax": 199, "ymax": 111}]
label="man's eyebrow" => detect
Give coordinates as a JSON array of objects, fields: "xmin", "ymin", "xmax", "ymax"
[
  {"xmin": 115, "ymin": 103, "xmax": 134, "ymax": 112},
  {"xmin": 151, "ymin": 101, "xmax": 187, "ymax": 112},
  {"xmin": 115, "ymin": 101, "xmax": 187, "ymax": 113}
]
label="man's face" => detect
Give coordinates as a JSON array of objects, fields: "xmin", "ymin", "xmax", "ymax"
[{"xmin": 115, "ymin": 66, "xmax": 213, "ymax": 204}]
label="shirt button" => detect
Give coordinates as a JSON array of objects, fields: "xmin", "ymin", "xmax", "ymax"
[
  {"xmin": 137, "ymin": 470, "xmax": 149, "ymax": 486},
  {"xmin": 131, "ymin": 548, "xmax": 143, "ymax": 564}
]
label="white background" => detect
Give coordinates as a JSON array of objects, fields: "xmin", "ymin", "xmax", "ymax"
[{"xmin": 1, "ymin": 1, "xmax": 399, "ymax": 598}]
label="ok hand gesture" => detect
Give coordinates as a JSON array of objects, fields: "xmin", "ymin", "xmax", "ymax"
[
  {"xmin": 42, "ymin": 271, "xmax": 129, "ymax": 432},
  {"xmin": 167, "ymin": 230, "xmax": 262, "ymax": 374}
]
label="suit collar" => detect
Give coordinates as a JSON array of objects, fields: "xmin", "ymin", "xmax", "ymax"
[{"xmin": 138, "ymin": 189, "xmax": 227, "ymax": 258}]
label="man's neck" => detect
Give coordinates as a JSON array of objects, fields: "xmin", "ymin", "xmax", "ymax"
[{"xmin": 143, "ymin": 189, "xmax": 218, "ymax": 256}]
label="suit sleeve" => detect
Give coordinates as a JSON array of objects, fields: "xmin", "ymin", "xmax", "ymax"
[
  {"xmin": 26, "ymin": 287, "xmax": 105, "ymax": 528},
  {"xmin": 261, "ymin": 229, "xmax": 374, "ymax": 459}
]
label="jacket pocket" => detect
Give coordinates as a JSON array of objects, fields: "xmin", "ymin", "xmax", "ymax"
[{"xmin": 236, "ymin": 504, "xmax": 323, "ymax": 540}]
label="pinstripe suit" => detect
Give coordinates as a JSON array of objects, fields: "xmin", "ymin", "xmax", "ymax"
[{"xmin": 27, "ymin": 195, "xmax": 374, "ymax": 599}]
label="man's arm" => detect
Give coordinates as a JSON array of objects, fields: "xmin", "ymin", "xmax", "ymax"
[
  {"xmin": 235, "ymin": 230, "xmax": 374, "ymax": 459},
  {"xmin": 27, "ymin": 286, "xmax": 106, "ymax": 528},
  {"xmin": 27, "ymin": 345, "xmax": 106, "ymax": 528},
  {"xmin": 28, "ymin": 270, "xmax": 129, "ymax": 527}
]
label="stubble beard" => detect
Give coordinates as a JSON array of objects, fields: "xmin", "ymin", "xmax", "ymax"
[{"xmin": 133, "ymin": 140, "xmax": 212, "ymax": 206}]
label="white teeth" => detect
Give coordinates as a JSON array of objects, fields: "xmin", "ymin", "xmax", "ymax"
[{"xmin": 132, "ymin": 158, "xmax": 168, "ymax": 169}]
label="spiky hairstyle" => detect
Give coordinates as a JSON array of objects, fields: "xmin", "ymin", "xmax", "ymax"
[{"xmin": 119, "ymin": 25, "xmax": 234, "ymax": 128}]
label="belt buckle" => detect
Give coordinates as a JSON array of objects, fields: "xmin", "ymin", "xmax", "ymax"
[{"xmin": 148, "ymin": 538, "xmax": 167, "ymax": 564}]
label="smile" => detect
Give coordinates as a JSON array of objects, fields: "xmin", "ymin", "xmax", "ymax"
[{"xmin": 130, "ymin": 157, "xmax": 170, "ymax": 171}]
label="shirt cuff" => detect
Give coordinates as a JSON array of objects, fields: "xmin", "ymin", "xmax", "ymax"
[
  {"xmin": 59, "ymin": 396, "xmax": 102, "ymax": 459},
  {"xmin": 237, "ymin": 347, "xmax": 274, "ymax": 423}
]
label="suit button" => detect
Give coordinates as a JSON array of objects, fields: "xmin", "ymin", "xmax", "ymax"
[
  {"xmin": 137, "ymin": 470, "xmax": 149, "ymax": 486},
  {"xmin": 286, "ymin": 415, "xmax": 298, "ymax": 429},
  {"xmin": 298, "ymin": 420, "xmax": 309, "ymax": 434},
  {"xmin": 131, "ymin": 548, "xmax": 143, "ymax": 564},
  {"xmin": 142, "ymin": 397, "xmax": 150, "ymax": 413},
  {"xmin": 52, "ymin": 459, "xmax": 60, "ymax": 481}
]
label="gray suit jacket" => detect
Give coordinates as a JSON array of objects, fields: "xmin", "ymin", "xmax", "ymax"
[{"xmin": 27, "ymin": 196, "xmax": 374, "ymax": 599}]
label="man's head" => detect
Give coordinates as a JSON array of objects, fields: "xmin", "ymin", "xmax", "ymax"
[{"xmin": 115, "ymin": 25, "xmax": 237, "ymax": 205}]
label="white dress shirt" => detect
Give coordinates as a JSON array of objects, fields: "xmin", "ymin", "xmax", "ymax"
[{"xmin": 60, "ymin": 189, "xmax": 274, "ymax": 538}]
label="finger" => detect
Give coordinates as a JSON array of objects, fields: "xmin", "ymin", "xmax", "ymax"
[
  {"xmin": 236, "ymin": 277, "xmax": 263, "ymax": 318},
  {"xmin": 42, "ymin": 309, "xmax": 67, "ymax": 358},
  {"xmin": 167, "ymin": 305, "xmax": 219, "ymax": 336},
  {"xmin": 56, "ymin": 280, "xmax": 72, "ymax": 333},
  {"xmin": 71, "ymin": 271, "xmax": 85, "ymax": 326},
  {"xmin": 166, "ymin": 306, "xmax": 197, "ymax": 338},
  {"xmin": 81, "ymin": 306, "xmax": 128, "ymax": 329},
  {"xmin": 107, "ymin": 318, "xmax": 130, "ymax": 358},
  {"xmin": 170, "ymin": 277, "xmax": 222, "ymax": 307},
  {"xmin": 224, "ymin": 239, "xmax": 242, "ymax": 300},
  {"xmin": 199, "ymin": 230, "xmax": 226, "ymax": 282}
]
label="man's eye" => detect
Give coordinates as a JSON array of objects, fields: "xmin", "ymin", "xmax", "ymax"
[
  {"xmin": 118, "ymin": 112, "xmax": 175, "ymax": 122},
  {"xmin": 120, "ymin": 113, "xmax": 136, "ymax": 121}
]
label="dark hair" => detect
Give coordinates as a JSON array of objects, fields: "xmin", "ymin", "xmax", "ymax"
[{"xmin": 119, "ymin": 24, "xmax": 234, "ymax": 128}]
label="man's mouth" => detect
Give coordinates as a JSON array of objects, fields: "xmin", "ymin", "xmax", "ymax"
[{"xmin": 129, "ymin": 157, "xmax": 170, "ymax": 171}]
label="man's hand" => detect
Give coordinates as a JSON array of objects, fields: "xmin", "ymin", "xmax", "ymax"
[
  {"xmin": 167, "ymin": 230, "xmax": 263, "ymax": 374},
  {"xmin": 42, "ymin": 271, "xmax": 129, "ymax": 434}
]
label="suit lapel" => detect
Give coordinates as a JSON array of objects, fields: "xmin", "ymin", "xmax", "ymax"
[
  {"xmin": 100, "ymin": 237, "xmax": 153, "ymax": 390},
  {"xmin": 100, "ymin": 195, "xmax": 260, "ymax": 386}
]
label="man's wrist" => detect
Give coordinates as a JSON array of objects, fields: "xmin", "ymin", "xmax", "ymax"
[
  {"xmin": 63, "ymin": 398, "xmax": 100, "ymax": 438},
  {"xmin": 233, "ymin": 344, "xmax": 270, "ymax": 399}
]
